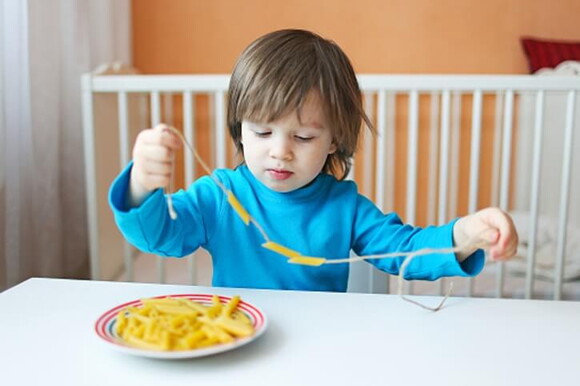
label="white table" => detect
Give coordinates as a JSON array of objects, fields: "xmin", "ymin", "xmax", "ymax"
[{"xmin": 1, "ymin": 278, "xmax": 579, "ymax": 385}]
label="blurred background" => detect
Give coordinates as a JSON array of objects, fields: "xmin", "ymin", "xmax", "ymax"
[{"xmin": 1, "ymin": 0, "xmax": 580, "ymax": 291}]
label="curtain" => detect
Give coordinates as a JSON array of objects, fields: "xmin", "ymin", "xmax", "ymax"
[{"xmin": 0, "ymin": 0, "xmax": 131, "ymax": 290}]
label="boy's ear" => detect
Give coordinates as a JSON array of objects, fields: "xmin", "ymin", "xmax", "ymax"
[{"xmin": 328, "ymin": 142, "xmax": 337, "ymax": 154}]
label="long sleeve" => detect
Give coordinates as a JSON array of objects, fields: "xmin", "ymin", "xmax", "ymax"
[
  {"xmin": 108, "ymin": 163, "xmax": 224, "ymax": 257},
  {"xmin": 351, "ymin": 194, "xmax": 484, "ymax": 280}
]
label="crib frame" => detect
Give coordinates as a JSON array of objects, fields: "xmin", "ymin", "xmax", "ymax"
[{"xmin": 81, "ymin": 73, "xmax": 580, "ymax": 300}]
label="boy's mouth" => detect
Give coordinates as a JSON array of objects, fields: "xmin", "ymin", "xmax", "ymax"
[{"xmin": 267, "ymin": 168, "xmax": 293, "ymax": 180}]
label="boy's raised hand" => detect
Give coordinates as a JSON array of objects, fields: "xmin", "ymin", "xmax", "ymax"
[
  {"xmin": 453, "ymin": 207, "xmax": 519, "ymax": 262},
  {"xmin": 128, "ymin": 124, "xmax": 182, "ymax": 207}
]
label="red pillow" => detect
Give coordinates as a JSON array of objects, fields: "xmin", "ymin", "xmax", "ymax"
[{"xmin": 521, "ymin": 37, "xmax": 580, "ymax": 73}]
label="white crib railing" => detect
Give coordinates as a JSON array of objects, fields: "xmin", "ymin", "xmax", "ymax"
[{"xmin": 81, "ymin": 73, "xmax": 580, "ymax": 300}]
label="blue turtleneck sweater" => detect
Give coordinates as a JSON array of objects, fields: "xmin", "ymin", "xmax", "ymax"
[{"xmin": 109, "ymin": 164, "xmax": 484, "ymax": 291}]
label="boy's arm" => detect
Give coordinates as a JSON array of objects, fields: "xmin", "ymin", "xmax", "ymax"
[
  {"xmin": 352, "ymin": 195, "xmax": 485, "ymax": 280},
  {"xmin": 109, "ymin": 165, "xmax": 222, "ymax": 257}
]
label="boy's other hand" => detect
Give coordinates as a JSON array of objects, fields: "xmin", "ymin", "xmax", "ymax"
[
  {"xmin": 453, "ymin": 207, "xmax": 519, "ymax": 262},
  {"xmin": 128, "ymin": 124, "xmax": 182, "ymax": 207}
]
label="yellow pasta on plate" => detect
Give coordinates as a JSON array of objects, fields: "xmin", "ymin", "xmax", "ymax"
[{"xmin": 95, "ymin": 294, "xmax": 267, "ymax": 359}]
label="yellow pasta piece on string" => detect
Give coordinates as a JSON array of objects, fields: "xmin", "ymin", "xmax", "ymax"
[
  {"xmin": 227, "ymin": 191, "xmax": 251, "ymax": 225},
  {"xmin": 262, "ymin": 241, "xmax": 301, "ymax": 258},
  {"xmin": 288, "ymin": 256, "xmax": 326, "ymax": 266}
]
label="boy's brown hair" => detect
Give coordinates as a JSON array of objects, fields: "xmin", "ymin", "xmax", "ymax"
[{"xmin": 227, "ymin": 29, "xmax": 372, "ymax": 180}]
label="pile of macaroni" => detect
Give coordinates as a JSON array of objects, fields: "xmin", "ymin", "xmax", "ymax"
[{"xmin": 116, "ymin": 295, "xmax": 254, "ymax": 351}]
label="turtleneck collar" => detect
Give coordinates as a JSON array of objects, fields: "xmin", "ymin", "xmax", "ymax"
[{"xmin": 238, "ymin": 165, "xmax": 330, "ymax": 203}]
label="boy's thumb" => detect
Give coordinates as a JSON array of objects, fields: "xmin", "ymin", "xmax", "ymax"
[{"xmin": 483, "ymin": 228, "xmax": 499, "ymax": 245}]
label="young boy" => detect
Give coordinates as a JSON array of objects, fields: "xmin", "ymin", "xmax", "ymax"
[{"xmin": 109, "ymin": 29, "xmax": 518, "ymax": 291}]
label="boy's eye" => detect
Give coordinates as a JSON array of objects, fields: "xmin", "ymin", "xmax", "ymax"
[
  {"xmin": 295, "ymin": 135, "xmax": 314, "ymax": 142},
  {"xmin": 254, "ymin": 131, "xmax": 271, "ymax": 137}
]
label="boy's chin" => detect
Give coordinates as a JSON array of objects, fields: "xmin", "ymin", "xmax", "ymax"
[
  {"xmin": 263, "ymin": 178, "xmax": 317, "ymax": 193},
  {"xmin": 264, "ymin": 183, "xmax": 296, "ymax": 193},
  {"xmin": 261, "ymin": 178, "xmax": 304, "ymax": 193}
]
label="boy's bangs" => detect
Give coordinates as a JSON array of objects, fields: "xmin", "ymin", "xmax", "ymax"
[{"xmin": 238, "ymin": 67, "xmax": 320, "ymax": 125}]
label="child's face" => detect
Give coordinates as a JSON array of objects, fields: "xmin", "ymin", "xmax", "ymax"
[{"xmin": 241, "ymin": 92, "xmax": 337, "ymax": 193}]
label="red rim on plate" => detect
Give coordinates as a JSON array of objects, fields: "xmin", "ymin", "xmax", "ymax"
[{"xmin": 94, "ymin": 294, "xmax": 267, "ymax": 358}]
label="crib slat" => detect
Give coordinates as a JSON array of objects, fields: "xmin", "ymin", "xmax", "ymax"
[
  {"xmin": 375, "ymin": 90, "xmax": 389, "ymax": 294},
  {"xmin": 375, "ymin": 90, "xmax": 387, "ymax": 211},
  {"xmin": 150, "ymin": 91, "xmax": 166, "ymax": 284},
  {"xmin": 490, "ymin": 92, "xmax": 504, "ymax": 207},
  {"xmin": 427, "ymin": 92, "xmax": 440, "ymax": 225},
  {"xmin": 448, "ymin": 92, "xmax": 462, "ymax": 221},
  {"xmin": 356, "ymin": 74, "xmax": 580, "ymax": 91},
  {"xmin": 214, "ymin": 91, "xmax": 227, "ymax": 168},
  {"xmin": 496, "ymin": 90, "xmax": 514, "ymax": 298},
  {"xmin": 117, "ymin": 92, "xmax": 130, "ymax": 167},
  {"xmin": 150, "ymin": 92, "xmax": 161, "ymax": 127},
  {"xmin": 183, "ymin": 92, "xmax": 196, "ymax": 185},
  {"xmin": 406, "ymin": 91, "xmax": 419, "ymax": 225},
  {"xmin": 385, "ymin": 93, "xmax": 396, "ymax": 213},
  {"xmin": 164, "ymin": 93, "xmax": 174, "ymax": 125},
  {"xmin": 405, "ymin": 91, "xmax": 419, "ymax": 295},
  {"xmin": 554, "ymin": 91, "xmax": 577, "ymax": 300},
  {"xmin": 467, "ymin": 90, "xmax": 483, "ymax": 297},
  {"xmin": 438, "ymin": 91, "xmax": 451, "ymax": 225},
  {"xmin": 363, "ymin": 92, "xmax": 374, "ymax": 198},
  {"xmin": 117, "ymin": 92, "xmax": 134, "ymax": 282},
  {"xmin": 437, "ymin": 91, "xmax": 451, "ymax": 295},
  {"xmin": 468, "ymin": 90, "xmax": 483, "ymax": 213},
  {"xmin": 524, "ymin": 91, "xmax": 545, "ymax": 299},
  {"xmin": 182, "ymin": 91, "xmax": 197, "ymax": 285},
  {"xmin": 347, "ymin": 160, "xmax": 355, "ymax": 181}
]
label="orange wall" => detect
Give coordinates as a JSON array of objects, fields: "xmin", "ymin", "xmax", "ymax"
[
  {"xmin": 131, "ymin": 0, "xmax": 580, "ymax": 223},
  {"xmin": 132, "ymin": 0, "xmax": 580, "ymax": 75}
]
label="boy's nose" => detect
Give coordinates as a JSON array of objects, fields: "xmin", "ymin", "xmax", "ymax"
[{"xmin": 269, "ymin": 138, "xmax": 293, "ymax": 160}]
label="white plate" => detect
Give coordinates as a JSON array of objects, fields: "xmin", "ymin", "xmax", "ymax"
[{"xmin": 94, "ymin": 293, "xmax": 268, "ymax": 359}]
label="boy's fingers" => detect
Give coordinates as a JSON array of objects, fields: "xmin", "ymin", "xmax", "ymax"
[
  {"xmin": 481, "ymin": 228, "xmax": 504, "ymax": 261},
  {"xmin": 475, "ymin": 207, "xmax": 519, "ymax": 261},
  {"xmin": 497, "ymin": 220, "xmax": 518, "ymax": 258},
  {"xmin": 139, "ymin": 143, "xmax": 175, "ymax": 162},
  {"xmin": 489, "ymin": 233, "xmax": 518, "ymax": 261},
  {"xmin": 486, "ymin": 228, "xmax": 499, "ymax": 244},
  {"xmin": 139, "ymin": 125, "xmax": 182, "ymax": 150},
  {"xmin": 161, "ymin": 130, "xmax": 182, "ymax": 150},
  {"xmin": 154, "ymin": 124, "xmax": 182, "ymax": 149},
  {"xmin": 142, "ymin": 159, "xmax": 173, "ymax": 175}
]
